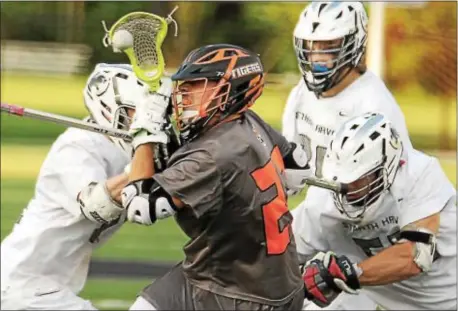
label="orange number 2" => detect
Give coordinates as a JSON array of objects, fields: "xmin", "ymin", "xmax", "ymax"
[{"xmin": 251, "ymin": 146, "xmax": 291, "ymax": 255}]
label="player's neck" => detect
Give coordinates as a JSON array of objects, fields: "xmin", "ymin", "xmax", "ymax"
[{"xmin": 320, "ymin": 68, "xmax": 363, "ymax": 98}]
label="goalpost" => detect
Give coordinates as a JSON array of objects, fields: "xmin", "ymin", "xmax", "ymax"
[{"xmin": 366, "ymin": 2, "xmax": 386, "ymax": 78}]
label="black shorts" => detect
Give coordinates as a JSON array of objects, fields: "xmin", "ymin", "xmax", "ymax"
[{"xmin": 139, "ymin": 263, "xmax": 304, "ymax": 310}]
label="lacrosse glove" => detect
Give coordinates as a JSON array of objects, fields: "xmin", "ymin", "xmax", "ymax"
[
  {"xmin": 301, "ymin": 251, "xmax": 361, "ymax": 307},
  {"xmin": 130, "ymin": 77, "xmax": 173, "ymax": 149}
]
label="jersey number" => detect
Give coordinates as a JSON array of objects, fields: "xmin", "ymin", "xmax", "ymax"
[
  {"xmin": 251, "ymin": 146, "xmax": 291, "ymax": 255},
  {"xmin": 352, "ymin": 230, "xmax": 401, "ymax": 257},
  {"xmin": 299, "ymin": 134, "xmax": 326, "ymax": 178}
]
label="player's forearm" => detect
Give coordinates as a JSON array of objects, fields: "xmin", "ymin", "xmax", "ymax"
[
  {"xmin": 105, "ymin": 173, "xmax": 129, "ymax": 203},
  {"xmin": 357, "ymin": 242, "xmax": 421, "ymax": 286},
  {"xmin": 129, "ymin": 144, "xmax": 156, "ymax": 182}
]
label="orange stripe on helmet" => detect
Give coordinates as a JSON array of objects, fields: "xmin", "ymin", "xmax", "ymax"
[
  {"xmin": 194, "ymin": 48, "xmax": 249, "ymax": 65},
  {"xmin": 241, "ymin": 74, "xmax": 265, "ymax": 111}
]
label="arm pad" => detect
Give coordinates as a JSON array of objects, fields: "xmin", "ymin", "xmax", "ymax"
[
  {"xmin": 78, "ymin": 182, "xmax": 124, "ymax": 224},
  {"xmin": 398, "ymin": 228, "xmax": 438, "ymax": 272}
]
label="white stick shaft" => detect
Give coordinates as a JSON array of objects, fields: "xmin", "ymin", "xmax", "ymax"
[{"xmin": 1, "ymin": 103, "xmax": 132, "ymax": 142}]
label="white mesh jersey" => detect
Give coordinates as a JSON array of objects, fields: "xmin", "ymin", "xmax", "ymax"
[
  {"xmin": 292, "ymin": 149, "xmax": 457, "ymax": 310},
  {"xmin": 1, "ymin": 127, "xmax": 129, "ymax": 296},
  {"xmin": 282, "ymin": 70, "xmax": 413, "ymax": 179}
]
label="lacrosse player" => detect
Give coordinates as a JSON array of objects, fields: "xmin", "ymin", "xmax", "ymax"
[
  {"xmin": 282, "ymin": 1, "xmax": 414, "ymax": 195},
  {"xmin": 297, "ymin": 112, "xmax": 456, "ymax": 310},
  {"xmin": 120, "ymin": 44, "xmax": 309, "ymax": 310},
  {"xmin": 0, "ymin": 63, "xmax": 154, "ymax": 310},
  {"xmin": 282, "ymin": 3, "xmax": 418, "ymax": 308}
]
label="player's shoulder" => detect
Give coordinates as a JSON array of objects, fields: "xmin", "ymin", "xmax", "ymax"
[
  {"xmin": 50, "ymin": 122, "xmax": 121, "ymax": 161},
  {"xmin": 54, "ymin": 125, "xmax": 108, "ymax": 148},
  {"xmin": 168, "ymin": 134, "xmax": 220, "ymax": 168},
  {"xmin": 245, "ymin": 109, "xmax": 272, "ymax": 129},
  {"xmin": 169, "ymin": 116, "xmax": 255, "ymax": 172},
  {"xmin": 356, "ymin": 70, "xmax": 389, "ymax": 91},
  {"xmin": 354, "ymin": 71, "xmax": 398, "ymax": 107},
  {"xmin": 287, "ymin": 78, "xmax": 308, "ymax": 101},
  {"xmin": 290, "ymin": 78, "xmax": 307, "ymax": 94},
  {"xmin": 391, "ymin": 149, "xmax": 453, "ymax": 198}
]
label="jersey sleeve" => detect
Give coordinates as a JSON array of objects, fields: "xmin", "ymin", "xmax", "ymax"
[
  {"xmin": 153, "ymin": 149, "xmax": 223, "ymax": 219},
  {"xmin": 291, "ymin": 189, "xmax": 331, "ymax": 263},
  {"xmin": 51, "ymin": 143, "xmax": 109, "ymax": 218},
  {"xmin": 400, "ymin": 157, "xmax": 456, "ymax": 228}
]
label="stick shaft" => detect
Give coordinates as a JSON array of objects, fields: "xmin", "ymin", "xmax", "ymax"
[
  {"xmin": 1, "ymin": 103, "xmax": 132, "ymax": 142},
  {"xmin": 304, "ymin": 176, "xmax": 347, "ymax": 194}
]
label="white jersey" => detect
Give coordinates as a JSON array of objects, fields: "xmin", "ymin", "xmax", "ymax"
[
  {"xmin": 292, "ymin": 149, "xmax": 457, "ymax": 309},
  {"xmin": 1, "ymin": 128, "xmax": 129, "ymax": 297},
  {"xmin": 282, "ymin": 70, "xmax": 413, "ymax": 179}
]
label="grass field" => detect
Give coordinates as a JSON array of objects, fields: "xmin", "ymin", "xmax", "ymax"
[
  {"xmin": 81, "ymin": 278, "xmax": 151, "ymax": 310},
  {"xmin": 1, "ymin": 72, "xmax": 456, "ymax": 309}
]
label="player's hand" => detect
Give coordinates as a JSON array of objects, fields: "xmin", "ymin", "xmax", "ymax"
[
  {"xmin": 130, "ymin": 77, "xmax": 173, "ymax": 149},
  {"xmin": 284, "ymin": 167, "xmax": 312, "ymax": 196},
  {"xmin": 121, "ymin": 178, "xmax": 176, "ymax": 226},
  {"xmin": 301, "ymin": 252, "xmax": 361, "ymax": 307}
]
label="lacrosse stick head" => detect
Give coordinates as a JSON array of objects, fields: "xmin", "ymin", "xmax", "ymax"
[{"xmin": 102, "ymin": 11, "xmax": 174, "ymax": 92}]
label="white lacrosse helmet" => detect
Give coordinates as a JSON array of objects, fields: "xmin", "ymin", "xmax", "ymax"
[
  {"xmin": 83, "ymin": 63, "xmax": 149, "ymax": 157},
  {"xmin": 293, "ymin": 1, "xmax": 368, "ymax": 96},
  {"xmin": 322, "ymin": 113, "xmax": 403, "ymax": 220}
]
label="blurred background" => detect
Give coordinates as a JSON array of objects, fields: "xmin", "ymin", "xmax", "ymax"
[{"xmin": 1, "ymin": 1, "xmax": 456, "ymax": 309}]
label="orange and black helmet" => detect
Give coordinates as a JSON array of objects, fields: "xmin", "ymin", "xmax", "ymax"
[{"xmin": 171, "ymin": 43, "xmax": 265, "ymax": 141}]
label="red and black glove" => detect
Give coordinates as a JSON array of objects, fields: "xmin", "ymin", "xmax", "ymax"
[{"xmin": 301, "ymin": 252, "xmax": 361, "ymax": 307}]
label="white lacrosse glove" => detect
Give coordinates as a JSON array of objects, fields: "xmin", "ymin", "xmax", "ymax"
[
  {"xmin": 284, "ymin": 168, "xmax": 313, "ymax": 196},
  {"xmin": 130, "ymin": 77, "xmax": 173, "ymax": 150}
]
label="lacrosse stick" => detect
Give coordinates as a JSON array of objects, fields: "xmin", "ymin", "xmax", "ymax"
[
  {"xmin": 102, "ymin": 6, "xmax": 179, "ymax": 92},
  {"xmin": 102, "ymin": 7, "xmax": 180, "ymax": 170},
  {"xmin": 1, "ymin": 102, "xmax": 132, "ymax": 141},
  {"xmin": 304, "ymin": 176, "xmax": 348, "ymax": 195}
]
